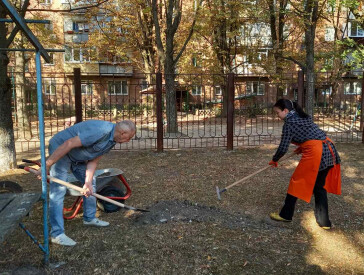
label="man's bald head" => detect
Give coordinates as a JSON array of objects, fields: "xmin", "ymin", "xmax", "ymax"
[
  {"xmin": 116, "ymin": 120, "xmax": 136, "ymax": 133},
  {"xmin": 114, "ymin": 120, "xmax": 136, "ymax": 143}
]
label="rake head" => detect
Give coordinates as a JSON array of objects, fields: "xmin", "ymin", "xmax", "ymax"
[
  {"xmin": 216, "ymin": 186, "xmax": 227, "ymax": 201},
  {"xmin": 216, "ymin": 186, "xmax": 221, "ymax": 200}
]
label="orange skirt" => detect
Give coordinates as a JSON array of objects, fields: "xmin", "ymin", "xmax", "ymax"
[{"xmin": 287, "ymin": 138, "xmax": 341, "ymax": 203}]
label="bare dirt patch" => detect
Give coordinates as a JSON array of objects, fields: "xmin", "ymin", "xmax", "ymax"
[
  {"xmin": 0, "ymin": 143, "xmax": 363, "ymax": 274},
  {"xmin": 134, "ymin": 200, "xmax": 291, "ymax": 232}
]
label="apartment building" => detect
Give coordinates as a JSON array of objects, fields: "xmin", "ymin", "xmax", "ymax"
[
  {"xmin": 16, "ymin": 0, "xmax": 363, "ymax": 114},
  {"xmin": 18, "ymin": 0, "xmax": 148, "ymax": 117}
]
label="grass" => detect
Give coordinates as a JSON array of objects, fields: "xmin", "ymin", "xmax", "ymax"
[{"xmin": 0, "ymin": 143, "xmax": 363, "ymax": 274}]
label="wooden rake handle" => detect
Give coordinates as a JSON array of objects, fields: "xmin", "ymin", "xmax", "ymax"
[
  {"xmin": 223, "ymin": 151, "xmax": 297, "ymax": 192},
  {"xmin": 23, "ymin": 166, "xmax": 149, "ymax": 212}
]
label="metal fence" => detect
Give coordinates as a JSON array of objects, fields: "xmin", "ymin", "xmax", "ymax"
[{"xmin": 11, "ymin": 69, "xmax": 364, "ymax": 153}]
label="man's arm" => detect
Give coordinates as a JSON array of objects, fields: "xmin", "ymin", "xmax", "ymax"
[
  {"xmin": 82, "ymin": 155, "xmax": 102, "ymax": 197},
  {"xmin": 46, "ymin": 136, "xmax": 82, "ymax": 167},
  {"xmin": 37, "ymin": 136, "xmax": 83, "ymax": 178}
]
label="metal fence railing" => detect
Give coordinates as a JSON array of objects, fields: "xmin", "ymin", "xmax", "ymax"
[{"xmin": 11, "ymin": 70, "xmax": 364, "ymax": 153}]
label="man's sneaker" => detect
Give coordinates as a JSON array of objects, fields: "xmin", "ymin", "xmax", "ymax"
[
  {"xmin": 51, "ymin": 233, "xmax": 76, "ymax": 246},
  {"xmin": 269, "ymin": 212, "xmax": 292, "ymax": 222},
  {"xmin": 83, "ymin": 218, "xmax": 109, "ymax": 227}
]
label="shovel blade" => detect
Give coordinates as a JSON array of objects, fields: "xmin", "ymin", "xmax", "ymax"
[
  {"xmin": 125, "ymin": 206, "xmax": 150, "ymax": 212},
  {"xmin": 135, "ymin": 208, "xmax": 150, "ymax": 212}
]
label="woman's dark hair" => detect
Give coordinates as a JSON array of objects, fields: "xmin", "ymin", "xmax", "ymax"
[{"xmin": 273, "ymin": 98, "xmax": 309, "ymax": 118}]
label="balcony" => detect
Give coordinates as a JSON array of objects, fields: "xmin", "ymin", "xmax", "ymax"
[
  {"xmin": 99, "ymin": 65, "xmax": 133, "ymax": 76},
  {"xmin": 61, "ymin": 0, "xmax": 98, "ymax": 9}
]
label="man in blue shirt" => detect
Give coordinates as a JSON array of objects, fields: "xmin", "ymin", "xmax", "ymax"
[{"xmin": 40, "ymin": 120, "xmax": 136, "ymax": 246}]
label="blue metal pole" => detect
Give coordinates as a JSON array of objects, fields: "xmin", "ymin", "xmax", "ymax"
[
  {"xmin": 19, "ymin": 223, "xmax": 46, "ymax": 253},
  {"xmin": 36, "ymin": 51, "xmax": 49, "ymax": 264}
]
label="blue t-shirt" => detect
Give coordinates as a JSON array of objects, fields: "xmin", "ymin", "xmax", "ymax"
[{"xmin": 50, "ymin": 120, "xmax": 116, "ymax": 162}]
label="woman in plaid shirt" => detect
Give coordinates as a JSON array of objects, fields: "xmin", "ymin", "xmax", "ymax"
[{"xmin": 269, "ymin": 99, "xmax": 341, "ymax": 229}]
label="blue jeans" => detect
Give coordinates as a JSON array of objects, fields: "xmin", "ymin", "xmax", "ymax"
[{"xmin": 49, "ymin": 142, "xmax": 97, "ymax": 238}]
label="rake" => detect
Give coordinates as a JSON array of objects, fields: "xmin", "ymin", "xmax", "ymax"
[{"xmin": 216, "ymin": 151, "xmax": 296, "ymax": 200}]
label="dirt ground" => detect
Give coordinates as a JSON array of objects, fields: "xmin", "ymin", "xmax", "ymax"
[{"xmin": 0, "ymin": 143, "xmax": 363, "ymax": 275}]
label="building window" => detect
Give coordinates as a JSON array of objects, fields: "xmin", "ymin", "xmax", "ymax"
[
  {"xmin": 108, "ymin": 81, "xmax": 128, "ymax": 95},
  {"xmin": 73, "ymin": 21, "xmax": 89, "ymax": 32},
  {"xmin": 325, "ymin": 27, "xmax": 335, "ymax": 41},
  {"xmin": 192, "ymin": 85, "xmax": 202, "ymax": 96},
  {"xmin": 44, "ymin": 53, "xmax": 54, "ymax": 66},
  {"xmin": 192, "ymin": 57, "xmax": 200, "ymax": 67},
  {"xmin": 283, "ymin": 84, "xmax": 289, "ymax": 96},
  {"xmin": 24, "ymin": 53, "xmax": 30, "ymax": 72},
  {"xmin": 344, "ymin": 82, "xmax": 362, "ymax": 95},
  {"xmin": 215, "ymin": 86, "xmax": 223, "ymax": 96},
  {"xmin": 349, "ymin": 21, "xmax": 364, "ymax": 37},
  {"xmin": 321, "ymin": 86, "xmax": 332, "ymax": 96},
  {"xmin": 99, "ymin": 52, "xmax": 125, "ymax": 64},
  {"xmin": 40, "ymin": 0, "xmax": 52, "ymax": 4},
  {"xmin": 45, "ymin": 22, "xmax": 53, "ymax": 31},
  {"xmin": 44, "ymin": 78, "xmax": 56, "ymax": 95},
  {"xmin": 141, "ymin": 80, "xmax": 148, "ymax": 90},
  {"xmin": 257, "ymin": 49, "xmax": 268, "ymax": 61},
  {"xmin": 246, "ymin": 82, "xmax": 265, "ymax": 95},
  {"xmin": 81, "ymin": 82, "xmax": 93, "ymax": 95},
  {"xmin": 64, "ymin": 46, "xmax": 91, "ymax": 63}
]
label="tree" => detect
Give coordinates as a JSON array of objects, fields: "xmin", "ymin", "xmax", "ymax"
[
  {"xmin": 345, "ymin": 0, "xmax": 364, "ymax": 69},
  {"xmin": 86, "ymin": 0, "xmax": 157, "ymax": 81},
  {"xmin": 265, "ymin": 0, "xmax": 292, "ymax": 98},
  {"xmin": 281, "ymin": 0, "xmax": 327, "ymax": 117},
  {"xmin": 151, "ymin": 0, "xmax": 201, "ymax": 133},
  {"xmin": 0, "ymin": 0, "xmax": 30, "ymax": 172},
  {"xmin": 0, "ymin": 0, "xmax": 105, "ymax": 172},
  {"xmin": 14, "ymin": 33, "xmax": 32, "ymax": 140},
  {"xmin": 135, "ymin": 1, "xmax": 157, "ymax": 79},
  {"xmin": 302, "ymin": 0, "xmax": 320, "ymax": 117},
  {"xmin": 201, "ymin": 0, "xmax": 244, "ymax": 116}
]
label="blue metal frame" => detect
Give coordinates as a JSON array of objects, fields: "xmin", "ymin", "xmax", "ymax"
[
  {"xmin": 19, "ymin": 223, "xmax": 46, "ymax": 253},
  {"xmin": 0, "ymin": 0, "xmax": 55, "ymax": 263},
  {"xmin": 0, "ymin": 0, "xmax": 51, "ymax": 62},
  {"xmin": 36, "ymin": 51, "xmax": 49, "ymax": 263}
]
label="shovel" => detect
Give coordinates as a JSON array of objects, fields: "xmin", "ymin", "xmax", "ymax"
[
  {"xmin": 216, "ymin": 151, "xmax": 296, "ymax": 200},
  {"xmin": 20, "ymin": 166, "xmax": 149, "ymax": 212}
]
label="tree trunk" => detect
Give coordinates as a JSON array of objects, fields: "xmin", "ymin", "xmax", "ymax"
[
  {"xmin": 213, "ymin": 1, "xmax": 229, "ymax": 117},
  {"xmin": 268, "ymin": 0, "xmax": 287, "ymax": 100},
  {"xmin": 329, "ymin": 81, "xmax": 339, "ymax": 116},
  {"xmin": 164, "ymin": 56, "xmax": 177, "ymax": 133},
  {"xmin": 0, "ymin": 9, "xmax": 17, "ymax": 172},
  {"xmin": 305, "ymin": 24, "xmax": 315, "ymax": 117},
  {"xmin": 304, "ymin": 0, "xmax": 318, "ymax": 118},
  {"xmin": 151, "ymin": 0, "xmax": 197, "ymax": 133},
  {"xmin": 306, "ymin": 35, "xmax": 315, "ymax": 118},
  {"xmin": 15, "ymin": 34, "xmax": 31, "ymax": 140}
]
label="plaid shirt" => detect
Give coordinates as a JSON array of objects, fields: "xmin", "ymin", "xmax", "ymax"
[{"xmin": 273, "ymin": 111, "xmax": 341, "ymax": 171}]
